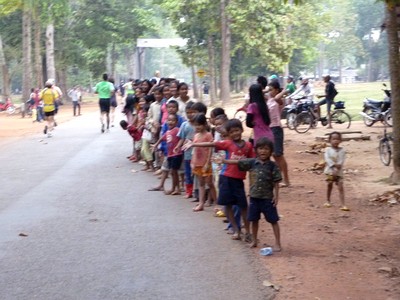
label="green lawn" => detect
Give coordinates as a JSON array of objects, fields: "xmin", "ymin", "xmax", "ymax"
[{"xmin": 315, "ymin": 81, "xmax": 390, "ymax": 121}]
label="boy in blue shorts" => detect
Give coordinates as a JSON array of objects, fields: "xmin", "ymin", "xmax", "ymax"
[
  {"xmin": 184, "ymin": 119, "xmax": 254, "ymax": 241},
  {"xmin": 217, "ymin": 137, "xmax": 282, "ymax": 250}
]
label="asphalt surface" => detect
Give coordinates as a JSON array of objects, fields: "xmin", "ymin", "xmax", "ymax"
[{"xmin": 0, "ymin": 111, "xmax": 274, "ymax": 300}]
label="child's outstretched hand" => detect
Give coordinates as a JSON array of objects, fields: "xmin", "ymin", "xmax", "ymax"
[
  {"xmin": 173, "ymin": 146, "xmax": 181, "ymax": 154},
  {"xmin": 212, "ymin": 155, "xmax": 224, "ymax": 165},
  {"xmin": 272, "ymin": 197, "xmax": 279, "ymax": 207},
  {"xmin": 182, "ymin": 140, "xmax": 193, "ymax": 151}
]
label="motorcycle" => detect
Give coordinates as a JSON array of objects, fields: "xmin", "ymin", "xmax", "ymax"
[
  {"xmin": 282, "ymin": 95, "xmax": 309, "ymax": 130},
  {"xmin": 0, "ymin": 97, "xmax": 16, "ymax": 115},
  {"xmin": 360, "ymin": 83, "xmax": 392, "ymax": 127}
]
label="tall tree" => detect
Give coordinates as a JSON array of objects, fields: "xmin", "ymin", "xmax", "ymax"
[{"xmin": 384, "ymin": 1, "xmax": 400, "ymax": 183}]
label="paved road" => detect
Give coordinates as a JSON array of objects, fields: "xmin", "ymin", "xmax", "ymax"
[{"xmin": 0, "ymin": 111, "xmax": 274, "ymax": 300}]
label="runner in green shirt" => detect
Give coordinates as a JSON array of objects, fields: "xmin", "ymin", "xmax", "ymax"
[{"xmin": 94, "ymin": 73, "xmax": 115, "ymax": 133}]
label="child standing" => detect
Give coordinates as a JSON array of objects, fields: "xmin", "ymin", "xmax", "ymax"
[
  {"xmin": 174, "ymin": 101, "xmax": 196, "ymax": 198},
  {"xmin": 191, "ymin": 114, "xmax": 217, "ymax": 212},
  {"xmin": 152, "ymin": 114, "xmax": 183, "ymax": 195},
  {"xmin": 184, "ymin": 119, "xmax": 254, "ymax": 241},
  {"xmin": 216, "ymin": 137, "xmax": 282, "ymax": 250},
  {"xmin": 324, "ymin": 131, "xmax": 349, "ymax": 211}
]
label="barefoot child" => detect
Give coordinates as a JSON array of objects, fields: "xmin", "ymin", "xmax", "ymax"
[
  {"xmin": 152, "ymin": 113, "xmax": 183, "ymax": 195},
  {"xmin": 174, "ymin": 101, "xmax": 196, "ymax": 198},
  {"xmin": 324, "ymin": 131, "xmax": 349, "ymax": 211},
  {"xmin": 215, "ymin": 137, "xmax": 282, "ymax": 250},
  {"xmin": 190, "ymin": 113, "xmax": 217, "ymax": 212},
  {"xmin": 184, "ymin": 119, "xmax": 253, "ymax": 241}
]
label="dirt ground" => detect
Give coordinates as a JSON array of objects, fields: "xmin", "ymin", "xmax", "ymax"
[{"xmin": 1, "ymin": 99, "xmax": 399, "ymax": 300}]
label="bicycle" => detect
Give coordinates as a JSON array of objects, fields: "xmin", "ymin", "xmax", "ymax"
[
  {"xmin": 233, "ymin": 102, "xmax": 248, "ymax": 122},
  {"xmin": 379, "ymin": 127, "xmax": 393, "ymax": 166},
  {"xmin": 294, "ymin": 101, "xmax": 351, "ymax": 134}
]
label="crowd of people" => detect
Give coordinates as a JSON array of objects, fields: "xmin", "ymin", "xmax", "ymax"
[{"xmin": 91, "ymin": 72, "xmax": 349, "ymax": 250}]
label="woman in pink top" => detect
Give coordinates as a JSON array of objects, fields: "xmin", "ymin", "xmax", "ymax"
[
  {"xmin": 246, "ymin": 84, "xmax": 274, "ymax": 144},
  {"xmin": 267, "ymin": 81, "xmax": 290, "ymax": 187},
  {"xmin": 191, "ymin": 113, "xmax": 217, "ymax": 212}
]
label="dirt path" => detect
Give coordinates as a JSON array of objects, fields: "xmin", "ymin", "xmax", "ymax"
[{"xmin": 1, "ymin": 100, "xmax": 399, "ymax": 299}]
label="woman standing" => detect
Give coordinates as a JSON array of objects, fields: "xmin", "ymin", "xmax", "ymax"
[
  {"xmin": 246, "ymin": 83, "xmax": 274, "ymax": 144},
  {"xmin": 267, "ymin": 81, "xmax": 290, "ymax": 187}
]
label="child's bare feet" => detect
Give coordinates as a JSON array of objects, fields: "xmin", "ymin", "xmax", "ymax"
[
  {"xmin": 231, "ymin": 233, "xmax": 241, "ymax": 240},
  {"xmin": 250, "ymin": 241, "xmax": 258, "ymax": 248},
  {"xmin": 171, "ymin": 190, "xmax": 181, "ymax": 196},
  {"xmin": 193, "ymin": 204, "xmax": 204, "ymax": 212},
  {"xmin": 164, "ymin": 190, "xmax": 173, "ymax": 195},
  {"xmin": 273, "ymin": 245, "xmax": 282, "ymax": 252}
]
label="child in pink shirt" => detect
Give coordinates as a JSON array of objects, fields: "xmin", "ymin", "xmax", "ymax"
[{"xmin": 191, "ymin": 114, "xmax": 217, "ymax": 212}]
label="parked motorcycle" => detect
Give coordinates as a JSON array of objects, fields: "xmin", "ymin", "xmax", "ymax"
[
  {"xmin": 360, "ymin": 83, "xmax": 392, "ymax": 127},
  {"xmin": 282, "ymin": 95, "xmax": 308, "ymax": 130},
  {"xmin": 0, "ymin": 97, "xmax": 16, "ymax": 115}
]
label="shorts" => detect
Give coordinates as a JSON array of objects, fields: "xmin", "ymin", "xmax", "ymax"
[
  {"xmin": 44, "ymin": 111, "xmax": 55, "ymax": 117},
  {"xmin": 326, "ymin": 174, "xmax": 343, "ymax": 183},
  {"xmin": 247, "ymin": 197, "xmax": 279, "ymax": 223},
  {"xmin": 318, "ymin": 98, "xmax": 334, "ymax": 113},
  {"xmin": 110, "ymin": 98, "xmax": 118, "ymax": 108},
  {"xmin": 192, "ymin": 165, "xmax": 213, "ymax": 177},
  {"xmin": 167, "ymin": 155, "xmax": 183, "ymax": 170},
  {"xmin": 217, "ymin": 175, "xmax": 247, "ymax": 208},
  {"xmin": 134, "ymin": 139, "xmax": 142, "ymax": 151},
  {"xmin": 99, "ymin": 98, "xmax": 111, "ymax": 113},
  {"xmin": 161, "ymin": 158, "xmax": 170, "ymax": 171},
  {"xmin": 271, "ymin": 126, "xmax": 284, "ymax": 156}
]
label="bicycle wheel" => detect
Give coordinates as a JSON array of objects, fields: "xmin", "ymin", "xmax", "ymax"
[
  {"xmin": 379, "ymin": 139, "xmax": 391, "ymax": 166},
  {"xmin": 286, "ymin": 113, "xmax": 297, "ymax": 130},
  {"xmin": 234, "ymin": 110, "xmax": 247, "ymax": 123},
  {"xmin": 331, "ymin": 110, "xmax": 351, "ymax": 130},
  {"xmin": 294, "ymin": 112, "xmax": 313, "ymax": 134},
  {"xmin": 384, "ymin": 111, "xmax": 393, "ymax": 127}
]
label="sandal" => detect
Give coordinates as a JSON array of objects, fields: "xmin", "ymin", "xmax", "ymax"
[
  {"xmin": 340, "ymin": 206, "xmax": 350, "ymax": 211},
  {"xmin": 231, "ymin": 233, "xmax": 241, "ymax": 240},
  {"xmin": 323, "ymin": 202, "xmax": 332, "ymax": 208},
  {"xmin": 148, "ymin": 187, "xmax": 163, "ymax": 191}
]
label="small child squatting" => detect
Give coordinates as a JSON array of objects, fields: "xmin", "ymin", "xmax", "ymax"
[
  {"xmin": 215, "ymin": 137, "xmax": 282, "ymax": 250},
  {"xmin": 323, "ymin": 131, "xmax": 349, "ymax": 211}
]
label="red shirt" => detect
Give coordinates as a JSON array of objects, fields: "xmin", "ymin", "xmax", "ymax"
[
  {"xmin": 215, "ymin": 140, "xmax": 255, "ymax": 179},
  {"xmin": 161, "ymin": 127, "xmax": 182, "ymax": 157}
]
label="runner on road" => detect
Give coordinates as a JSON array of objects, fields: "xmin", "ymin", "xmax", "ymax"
[{"xmin": 94, "ymin": 73, "xmax": 115, "ymax": 133}]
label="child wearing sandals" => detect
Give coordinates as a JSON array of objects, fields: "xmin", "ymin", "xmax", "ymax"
[
  {"xmin": 323, "ymin": 131, "xmax": 349, "ymax": 211},
  {"xmin": 191, "ymin": 113, "xmax": 217, "ymax": 212},
  {"xmin": 184, "ymin": 119, "xmax": 253, "ymax": 241},
  {"xmin": 216, "ymin": 137, "xmax": 282, "ymax": 250},
  {"xmin": 152, "ymin": 113, "xmax": 183, "ymax": 195}
]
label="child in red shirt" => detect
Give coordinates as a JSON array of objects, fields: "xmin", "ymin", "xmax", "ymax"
[
  {"xmin": 153, "ymin": 114, "xmax": 183, "ymax": 195},
  {"xmin": 184, "ymin": 119, "xmax": 254, "ymax": 241}
]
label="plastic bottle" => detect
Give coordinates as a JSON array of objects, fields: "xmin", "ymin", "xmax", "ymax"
[{"xmin": 259, "ymin": 247, "xmax": 273, "ymax": 256}]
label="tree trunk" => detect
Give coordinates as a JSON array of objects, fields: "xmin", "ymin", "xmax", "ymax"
[
  {"xmin": 220, "ymin": 0, "xmax": 231, "ymax": 105},
  {"xmin": 0, "ymin": 36, "xmax": 11, "ymax": 97},
  {"xmin": 385, "ymin": 4, "xmax": 400, "ymax": 184},
  {"xmin": 191, "ymin": 63, "xmax": 199, "ymax": 100},
  {"xmin": 22, "ymin": 8, "xmax": 32, "ymax": 103},
  {"xmin": 34, "ymin": 16, "xmax": 43, "ymax": 88},
  {"xmin": 46, "ymin": 23, "xmax": 56, "ymax": 81},
  {"xmin": 207, "ymin": 35, "xmax": 217, "ymax": 105},
  {"xmin": 110, "ymin": 42, "xmax": 116, "ymax": 79}
]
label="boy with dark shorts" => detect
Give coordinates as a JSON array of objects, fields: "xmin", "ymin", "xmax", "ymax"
[
  {"xmin": 184, "ymin": 119, "xmax": 254, "ymax": 241},
  {"xmin": 217, "ymin": 137, "xmax": 282, "ymax": 250},
  {"xmin": 152, "ymin": 113, "xmax": 184, "ymax": 195}
]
